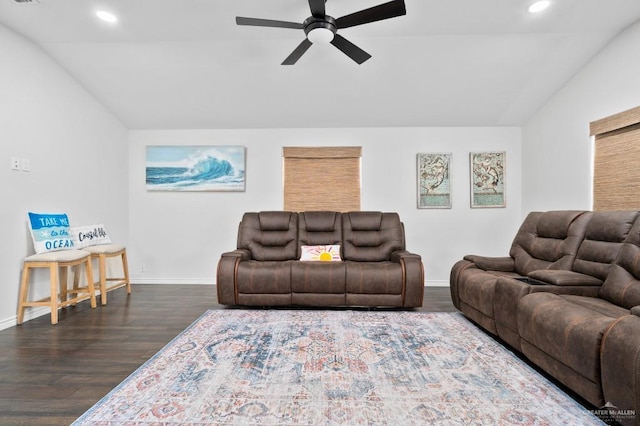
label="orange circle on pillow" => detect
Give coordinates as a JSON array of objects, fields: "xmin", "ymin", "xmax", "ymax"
[{"xmin": 319, "ymin": 252, "xmax": 332, "ymax": 261}]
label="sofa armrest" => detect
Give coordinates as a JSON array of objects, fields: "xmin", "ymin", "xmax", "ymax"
[
  {"xmin": 601, "ymin": 315, "xmax": 640, "ymax": 416},
  {"xmin": 390, "ymin": 250, "xmax": 420, "ymax": 263},
  {"xmin": 391, "ymin": 250, "xmax": 424, "ymax": 308},
  {"xmin": 467, "ymin": 256, "xmax": 515, "ymax": 272},
  {"xmin": 217, "ymin": 249, "xmax": 251, "ymax": 304},
  {"xmin": 527, "ymin": 270, "xmax": 603, "ymax": 286},
  {"xmin": 221, "ymin": 249, "xmax": 251, "ymax": 261}
]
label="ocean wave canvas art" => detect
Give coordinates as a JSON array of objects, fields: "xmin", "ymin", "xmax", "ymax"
[{"xmin": 146, "ymin": 146, "xmax": 245, "ymax": 192}]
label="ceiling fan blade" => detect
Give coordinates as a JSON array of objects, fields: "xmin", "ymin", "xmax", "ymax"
[
  {"xmin": 335, "ymin": 0, "xmax": 406, "ymax": 29},
  {"xmin": 282, "ymin": 39, "xmax": 313, "ymax": 65},
  {"xmin": 330, "ymin": 34, "xmax": 371, "ymax": 64},
  {"xmin": 236, "ymin": 16, "xmax": 303, "ymax": 30},
  {"xmin": 308, "ymin": 0, "xmax": 326, "ymax": 18}
]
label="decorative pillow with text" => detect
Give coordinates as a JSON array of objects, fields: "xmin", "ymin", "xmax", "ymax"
[
  {"xmin": 27, "ymin": 212, "xmax": 74, "ymax": 253},
  {"xmin": 70, "ymin": 224, "xmax": 112, "ymax": 249},
  {"xmin": 300, "ymin": 245, "xmax": 342, "ymax": 262}
]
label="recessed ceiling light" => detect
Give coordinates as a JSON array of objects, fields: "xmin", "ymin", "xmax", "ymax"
[
  {"xmin": 528, "ymin": 1, "xmax": 551, "ymax": 14},
  {"xmin": 96, "ymin": 10, "xmax": 118, "ymax": 23}
]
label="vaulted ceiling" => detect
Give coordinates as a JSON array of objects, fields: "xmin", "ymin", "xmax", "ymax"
[{"xmin": 2, "ymin": 0, "xmax": 640, "ymax": 129}]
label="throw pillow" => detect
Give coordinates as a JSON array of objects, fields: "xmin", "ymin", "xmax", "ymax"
[
  {"xmin": 69, "ymin": 224, "xmax": 112, "ymax": 249},
  {"xmin": 27, "ymin": 212, "xmax": 74, "ymax": 253},
  {"xmin": 300, "ymin": 245, "xmax": 342, "ymax": 262}
]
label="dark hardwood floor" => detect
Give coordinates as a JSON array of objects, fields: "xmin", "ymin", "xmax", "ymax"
[{"xmin": 0, "ymin": 285, "xmax": 456, "ymax": 425}]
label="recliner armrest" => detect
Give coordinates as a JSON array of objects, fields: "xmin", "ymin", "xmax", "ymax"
[
  {"xmin": 390, "ymin": 250, "xmax": 420, "ymax": 263},
  {"xmin": 217, "ymin": 249, "xmax": 252, "ymax": 305},
  {"xmin": 631, "ymin": 306, "xmax": 640, "ymax": 317},
  {"xmin": 466, "ymin": 256, "xmax": 514, "ymax": 272},
  {"xmin": 221, "ymin": 249, "xmax": 251, "ymax": 261},
  {"xmin": 390, "ymin": 250, "xmax": 424, "ymax": 308},
  {"xmin": 527, "ymin": 269, "xmax": 603, "ymax": 286}
]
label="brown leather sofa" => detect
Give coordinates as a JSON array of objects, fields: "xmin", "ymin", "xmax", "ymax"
[
  {"xmin": 451, "ymin": 210, "xmax": 640, "ymax": 422},
  {"xmin": 217, "ymin": 211, "xmax": 424, "ymax": 308}
]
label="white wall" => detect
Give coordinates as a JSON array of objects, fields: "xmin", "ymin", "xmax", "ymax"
[
  {"xmin": 28, "ymin": 13, "xmax": 640, "ymax": 325},
  {"xmin": 7, "ymin": 15, "xmax": 638, "ymax": 328},
  {"xmin": 129, "ymin": 127, "xmax": 522, "ymax": 286},
  {"xmin": 522, "ymin": 20, "xmax": 640, "ymax": 211},
  {"xmin": 0, "ymin": 24, "xmax": 129, "ymax": 328}
]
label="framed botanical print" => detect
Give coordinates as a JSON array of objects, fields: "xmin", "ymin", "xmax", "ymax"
[
  {"xmin": 417, "ymin": 153, "xmax": 452, "ymax": 209},
  {"xmin": 470, "ymin": 151, "xmax": 505, "ymax": 208}
]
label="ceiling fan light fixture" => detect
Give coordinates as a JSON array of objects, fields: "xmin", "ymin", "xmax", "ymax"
[
  {"xmin": 304, "ymin": 17, "xmax": 337, "ymax": 45},
  {"xmin": 236, "ymin": 0, "xmax": 406, "ymax": 64},
  {"xmin": 307, "ymin": 27, "xmax": 335, "ymax": 44},
  {"xmin": 528, "ymin": 1, "xmax": 551, "ymax": 14},
  {"xmin": 96, "ymin": 10, "xmax": 118, "ymax": 23}
]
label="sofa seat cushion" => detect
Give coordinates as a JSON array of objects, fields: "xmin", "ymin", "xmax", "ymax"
[
  {"xmin": 237, "ymin": 261, "xmax": 292, "ymax": 294},
  {"xmin": 560, "ymin": 294, "xmax": 630, "ymax": 318},
  {"xmin": 345, "ymin": 261, "xmax": 402, "ymax": 294},
  {"xmin": 291, "ymin": 261, "xmax": 346, "ymax": 294},
  {"xmin": 518, "ymin": 293, "xmax": 628, "ymax": 384}
]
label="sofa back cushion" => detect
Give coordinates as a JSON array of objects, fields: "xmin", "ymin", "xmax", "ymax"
[
  {"xmin": 572, "ymin": 211, "xmax": 639, "ymax": 281},
  {"xmin": 509, "ymin": 210, "xmax": 590, "ymax": 275},
  {"xmin": 298, "ymin": 211, "xmax": 342, "ymax": 248},
  {"xmin": 237, "ymin": 211, "xmax": 298, "ymax": 261},
  {"xmin": 342, "ymin": 212, "xmax": 404, "ymax": 262},
  {"xmin": 600, "ymin": 214, "xmax": 640, "ymax": 308}
]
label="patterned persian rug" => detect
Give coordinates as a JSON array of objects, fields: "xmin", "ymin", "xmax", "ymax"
[{"xmin": 73, "ymin": 310, "xmax": 603, "ymax": 425}]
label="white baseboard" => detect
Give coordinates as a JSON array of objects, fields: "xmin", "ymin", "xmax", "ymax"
[
  {"xmin": 425, "ymin": 280, "xmax": 450, "ymax": 287},
  {"xmin": 0, "ymin": 316, "xmax": 15, "ymax": 331},
  {"xmin": 0, "ymin": 306, "xmax": 50, "ymax": 331},
  {"xmin": 131, "ymin": 278, "xmax": 214, "ymax": 285},
  {"xmin": 131, "ymin": 279, "xmax": 449, "ymax": 287}
]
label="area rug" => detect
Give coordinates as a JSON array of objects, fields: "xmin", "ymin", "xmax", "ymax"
[{"xmin": 73, "ymin": 310, "xmax": 603, "ymax": 425}]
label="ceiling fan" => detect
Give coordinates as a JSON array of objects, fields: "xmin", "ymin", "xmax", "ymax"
[{"xmin": 236, "ymin": 0, "xmax": 406, "ymax": 65}]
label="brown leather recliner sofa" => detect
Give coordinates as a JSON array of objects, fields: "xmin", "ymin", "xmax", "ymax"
[
  {"xmin": 217, "ymin": 211, "xmax": 424, "ymax": 308},
  {"xmin": 451, "ymin": 210, "xmax": 640, "ymax": 422}
]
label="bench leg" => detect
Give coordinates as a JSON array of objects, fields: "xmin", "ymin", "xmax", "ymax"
[
  {"xmin": 99, "ymin": 254, "xmax": 107, "ymax": 305},
  {"xmin": 85, "ymin": 257, "xmax": 97, "ymax": 309},
  {"xmin": 17, "ymin": 265, "xmax": 31, "ymax": 325},
  {"xmin": 49, "ymin": 263, "xmax": 59, "ymax": 325},
  {"xmin": 122, "ymin": 250, "xmax": 131, "ymax": 294}
]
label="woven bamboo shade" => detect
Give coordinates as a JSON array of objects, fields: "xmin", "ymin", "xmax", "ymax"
[
  {"xmin": 283, "ymin": 147, "xmax": 361, "ymax": 212},
  {"xmin": 591, "ymin": 106, "xmax": 640, "ymax": 211}
]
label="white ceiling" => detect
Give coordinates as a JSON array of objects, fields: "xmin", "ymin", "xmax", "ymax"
[{"xmin": 2, "ymin": 0, "xmax": 640, "ymax": 129}]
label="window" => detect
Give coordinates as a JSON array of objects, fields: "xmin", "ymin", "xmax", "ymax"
[
  {"xmin": 283, "ymin": 146, "xmax": 361, "ymax": 212},
  {"xmin": 591, "ymin": 106, "xmax": 640, "ymax": 210}
]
